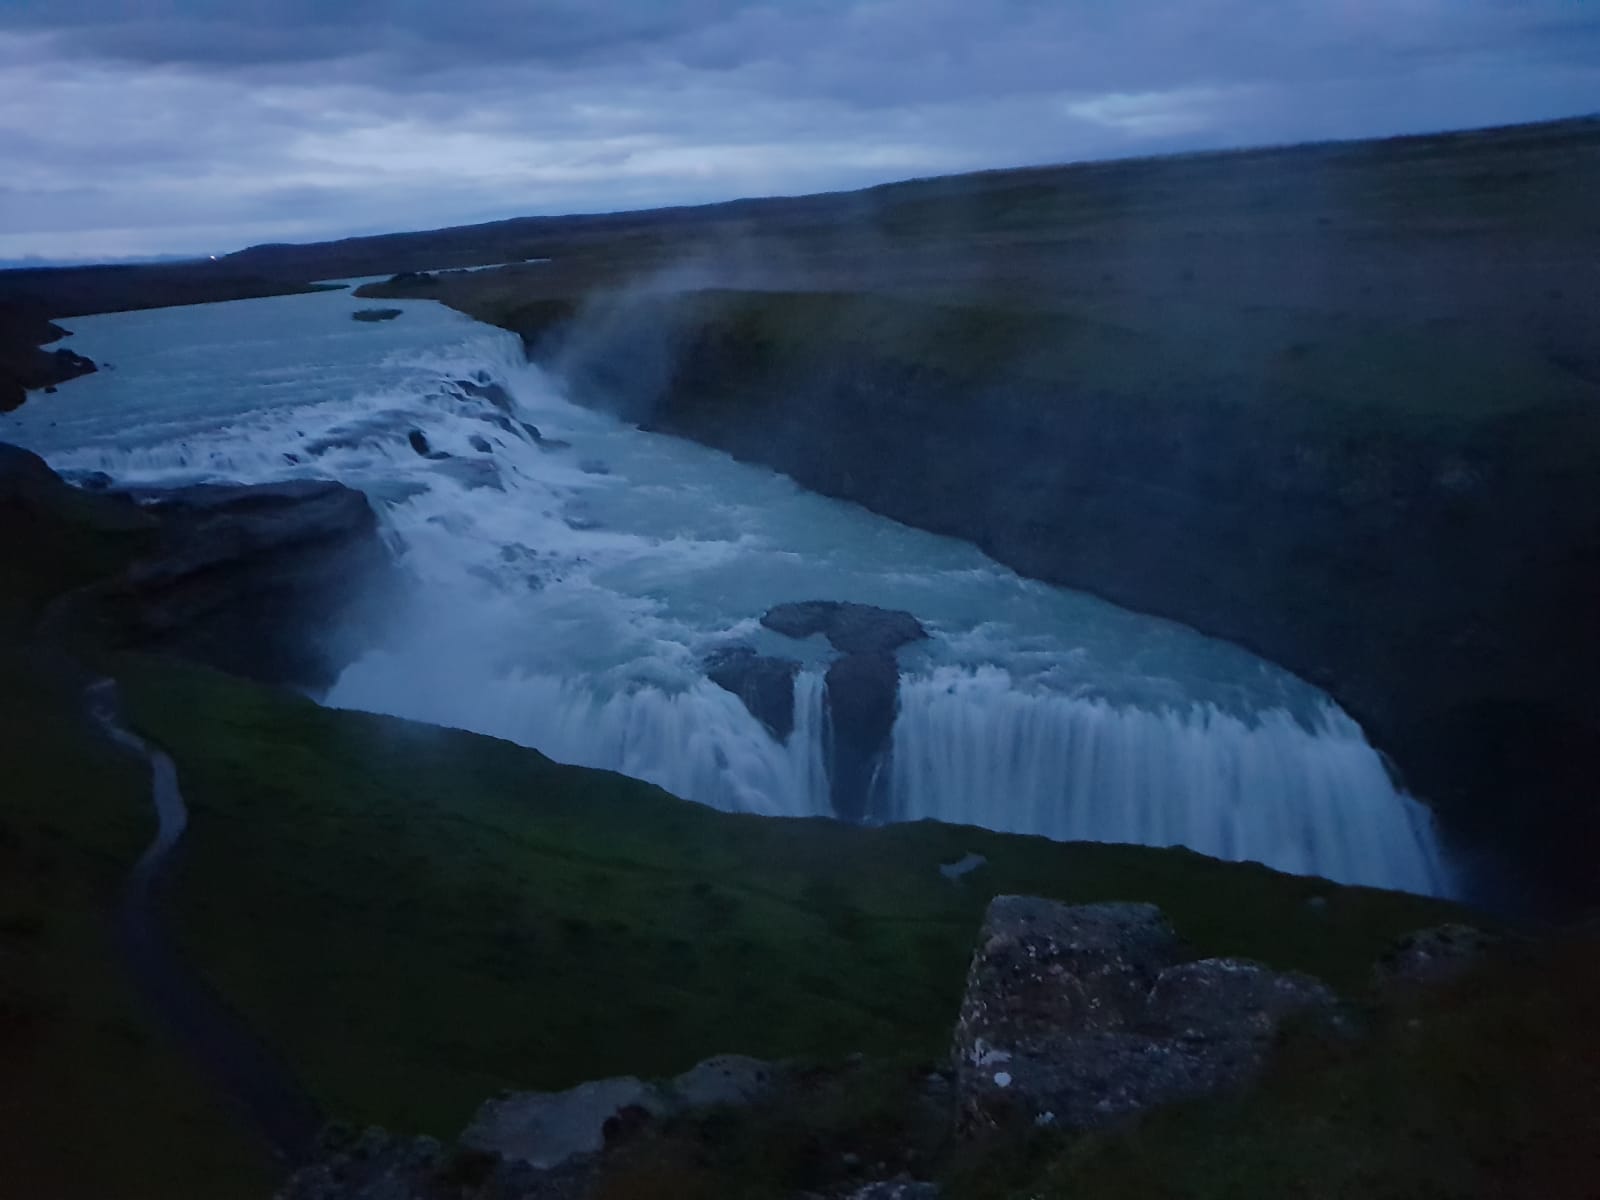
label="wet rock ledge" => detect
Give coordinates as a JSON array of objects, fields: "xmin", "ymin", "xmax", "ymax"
[{"xmin": 4, "ymin": 441, "xmax": 394, "ymax": 690}]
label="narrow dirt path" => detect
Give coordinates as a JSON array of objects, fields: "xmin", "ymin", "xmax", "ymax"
[{"xmin": 88, "ymin": 679, "xmax": 325, "ymax": 1168}]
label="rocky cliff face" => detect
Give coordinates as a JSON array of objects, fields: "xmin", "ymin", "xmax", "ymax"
[
  {"xmin": 100, "ymin": 480, "xmax": 395, "ymax": 690},
  {"xmin": 5, "ymin": 443, "xmax": 394, "ymax": 691}
]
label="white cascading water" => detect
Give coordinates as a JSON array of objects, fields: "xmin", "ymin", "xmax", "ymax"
[
  {"xmin": 0, "ymin": 281, "xmax": 1452, "ymax": 896},
  {"xmin": 889, "ymin": 668, "xmax": 1443, "ymax": 892}
]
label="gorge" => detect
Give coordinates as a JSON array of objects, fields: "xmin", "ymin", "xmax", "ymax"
[{"xmin": 0, "ymin": 280, "xmax": 1449, "ymax": 896}]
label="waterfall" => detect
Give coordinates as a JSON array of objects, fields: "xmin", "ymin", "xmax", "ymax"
[
  {"xmin": 7, "ymin": 285, "xmax": 1456, "ymax": 902},
  {"xmin": 330, "ymin": 658, "xmax": 833, "ymax": 820},
  {"xmin": 886, "ymin": 667, "xmax": 1448, "ymax": 894}
]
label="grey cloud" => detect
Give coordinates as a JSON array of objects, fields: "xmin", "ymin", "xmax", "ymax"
[
  {"xmin": 1, "ymin": 0, "xmax": 764, "ymax": 68},
  {"xmin": 0, "ymin": 0, "xmax": 1596, "ymax": 258}
]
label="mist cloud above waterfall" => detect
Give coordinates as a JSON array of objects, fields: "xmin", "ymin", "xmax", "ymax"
[{"xmin": 1, "ymin": 0, "xmax": 1597, "ymax": 257}]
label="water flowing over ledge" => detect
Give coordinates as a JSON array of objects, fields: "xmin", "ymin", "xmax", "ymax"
[
  {"xmin": 888, "ymin": 668, "xmax": 1447, "ymax": 895},
  {"xmin": 3, "ymin": 284, "xmax": 1454, "ymax": 898}
]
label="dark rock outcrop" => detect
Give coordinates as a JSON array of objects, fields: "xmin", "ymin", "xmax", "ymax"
[
  {"xmin": 706, "ymin": 646, "xmax": 801, "ymax": 740},
  {"xmin": 823, "ymin": 652, "xmax": 901, "ymax": 823},
  {"xmin": 407, "ymin": 429, "xmax": 432, "ymax": 456},
  {"xmin": 277, "ymin": 1128, "xmax": 571, "ymax": 1200},
  {"xmin": 0, "ymin": 302, "xmax": 96, "ymax": 410},
  {"xmin": 101, "ymin": 480, "xmax": 394, "ymax": 690},
  {"xmin": 759, "ymin": 600, "xmax": 926, "ymax": 820},
  {"xmin": 455, "ymin": 378, "xmax": 516, "ymax": 412},
  {"xmin": 280, "ymin": 1056, "xmax": 782, "ymax": 1199},
  {"xmin": 351, "ymin": 308, "xmax": 403, "ymax": 323},
  {"xmin": 952, "ymin": 896, "xmax": 1338, "ymax": 1133},
  {"xmin": 843, "ymin": 1180, "xmax": 941, "ymax": 1200},
  {"xmin": 762, "ymin": 600, "xmax": 927, "ymax": 656},
  {"xmin": 1, "ymin": 443, "xmax": 155, "ymax": 610}
]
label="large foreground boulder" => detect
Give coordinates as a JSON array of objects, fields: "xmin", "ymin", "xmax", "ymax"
[{"xmin": 953, "ymin": 896, "xmax": 1337, "ymax": 1133}]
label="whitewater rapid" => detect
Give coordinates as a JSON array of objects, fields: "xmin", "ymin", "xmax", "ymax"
[{"xmin": 0, "ymin": 282, "xmax": 1452, "ymax": 895}]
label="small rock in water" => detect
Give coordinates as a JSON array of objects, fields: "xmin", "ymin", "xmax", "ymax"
[
  {"xmin": 456, "ymin": 377, "xmax": 515, "ymax": 411},
  {"xmin": 579, "ymin": 458, "xmax": 611, "ymax": 475},
  {"xmin": 469, "ymin": 434, "xmax": 493, "ymax": 454},
  {"xmin": 407, "ymin": 428, "xmax": 432, "ymax": 456}
]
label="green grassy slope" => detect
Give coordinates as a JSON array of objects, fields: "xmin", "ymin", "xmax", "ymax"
[
  {"xmin": 0, "ymin": 456, "xmax": 275, "ymax": 1198},
  {"xmin": 119, "ymin": 656, "xmax": 1464, "ymax": 1140}
]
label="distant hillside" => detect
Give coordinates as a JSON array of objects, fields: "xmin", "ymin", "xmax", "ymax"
[{"xmin": 2, "ymin": 114, "xmax": 1595, "ymax": 321}]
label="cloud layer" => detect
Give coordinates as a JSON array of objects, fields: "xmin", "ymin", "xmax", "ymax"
[{"xmin": 2, "ymin": 0, "xmax": 1597, "ymax": 258}]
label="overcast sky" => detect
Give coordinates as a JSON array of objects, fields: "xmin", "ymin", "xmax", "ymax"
[{"xmin": 1, "ymin": 0, "xmax": 1597, "ymax": 261}]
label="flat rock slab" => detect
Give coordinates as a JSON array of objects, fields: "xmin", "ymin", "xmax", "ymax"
[
  {"xmin": 463, "ymin": 1077, "xmax": 669, "ymax": 1171},
  {"xmin": 761, "ymin": 600, "xmax": 928, "ymax": 656},
  {"xmin": 461, "ymin": 1054, "xmax": 783, "ymax": 1173},
  {"xmin": 666, "ymin": 1054, "xmax": 780, "ymax": 1109},
  {"xmin": 841, "ymin": 1178, "xmax": 942, "ymax": 1199},
  {"xmin": 953, "ymin": 896, "xmax": 1337, "ymax": 1133}
]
